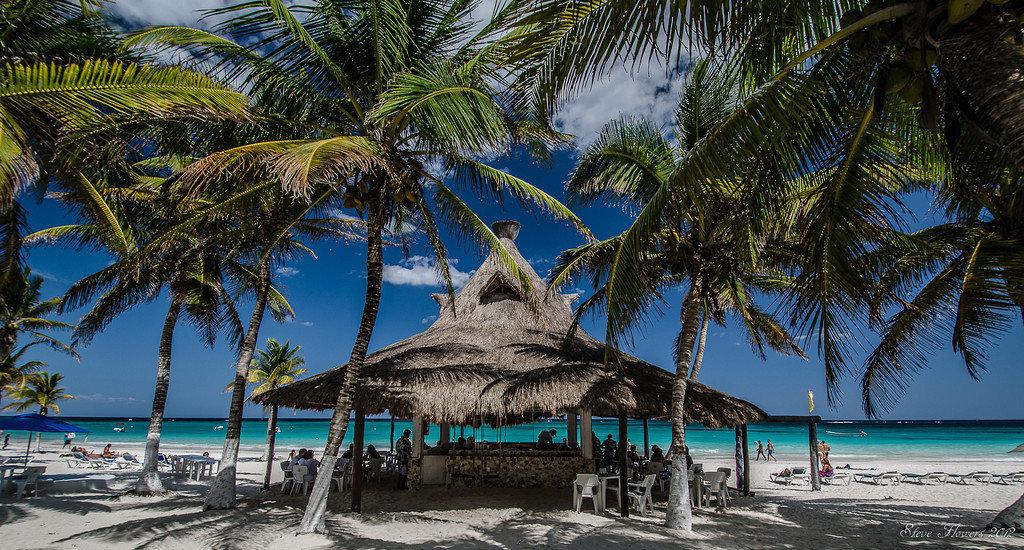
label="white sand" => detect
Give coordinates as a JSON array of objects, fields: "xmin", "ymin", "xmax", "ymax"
[{"xmin": 1, "ymin": 440, "xmax": 1022, "ymax": 549}]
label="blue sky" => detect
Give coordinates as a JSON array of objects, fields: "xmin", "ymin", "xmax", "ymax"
[
  {"xmin": 11, "ymin": 1, "xmax": 1024, "ymax": 421},
  {"xmin": 22, "ymin": 147, "xmax": 1024, "ymax": 421}
]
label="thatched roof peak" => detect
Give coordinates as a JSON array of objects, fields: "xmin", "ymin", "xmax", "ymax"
[{"xmin": 254, "ymin": 219, "xmax": 767, "ymax": 428}]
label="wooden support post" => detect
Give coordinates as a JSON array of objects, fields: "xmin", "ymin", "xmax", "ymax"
[
  {"xmin": 440, "ymin": 423, "xmax": 451, "ymax": 449},
  {"xmin": 460, "ymin": 425, "xmax": 464, "ymax": 439},
  {"xmin": 567, "ymin": 412, "xmax": 578, "ymax": 448},
  {"xmin": 580, "ymin": 409, "xmax": 593, "ymax": 460},
  {"xmin": 734, "ymin": 425, "xmax": 744, "ymax": 493},
  {"xmin": 642, "ymin": 418, "xmax": 650, "ymax": 458},
  {"xmin": 351, "ymin": 408, "xmax": 366, "ymax": 512},
  {"xmin": 742, "ymin": 423, "xmax": 751, "ymax": 496},
  {"xmin": 412, "ymin": 413, "xmax": 424, "ymax": 458},
  {"xmin": 808, "ymin": 421, "xmax": 821, "ymax": 491},
  {"xmin": 389, "ymin": 414, "xmax": 396, "ymax": 453},
  {"xmin": 618, "ymin": 414, "xmax": 629, "ymax": 517}
]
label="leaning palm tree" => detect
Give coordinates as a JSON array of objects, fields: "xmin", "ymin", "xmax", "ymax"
[
  {"xmin": 550, "ymin": 59, "xmax": 805, "ymax": 530},
  {"xmin": 126, "ymin": 0, "xmax": 589, "ymax": 527},
  {"xmin": 0, "ymin": 267, "xmax": 76, "ymax": 362},
  {"xmin": 203, "ymin": 184, "xmax": 359, "ymax": 510},
  {"xmin": 247, "ymin": 338, "xmax": 306, "ymax": 491},
  {"xmin": 29, "ymin": 171, "xmax": 244, "ymax": 495}
]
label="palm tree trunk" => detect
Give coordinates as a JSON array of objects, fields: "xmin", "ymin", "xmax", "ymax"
[
  {"xmin": 300, "ymin": 198, "xmax": 386, "ymax": 534},
  {"xmin": 134, "ymin": 301, "xmax": 181, "ymax": 495},
  {"xmin": 205, "ymin": 257, "xmax": 272, "ymax": 510},
  {"xmin": 261, "ymin": 404, "xmax": 279, "ymax": 492},
  {"xmin": 688, "ymin": 311, "xmax": 708, "ymax": 381},
  {"xmin": 666, "ymin": 277, "xmax": 703, "ymax": 531},
  {"xmin": 990, "ymin": 491, "xmax": 1024, "ymax": 530}
]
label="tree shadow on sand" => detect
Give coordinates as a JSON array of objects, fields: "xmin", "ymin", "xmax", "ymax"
[{"xmin": 15, "ymin": 483, "xmax": 1020, "ymax": 550}]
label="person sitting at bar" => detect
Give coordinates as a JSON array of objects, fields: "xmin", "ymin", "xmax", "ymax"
[
  {"xmin": 366, "ymin": 445, "xmax": 383, "ymax": 479},
  {"xmin": 341, "ymin": 443, "xmax": 355, "ymax": 459},
  {"xmin": 455, "ymin": 436, "xmax": 467, "ymax": 449},
  {"xmin": 602, "ymin": 434, "xmax": 617, "ymax": 470},
  {"xmin": 648, "ymin": 445, "xmax": 666, "ymax": 474},
  {"xmin": 536, "ymin": 429, "xmax": 556, "ymax": 449}
]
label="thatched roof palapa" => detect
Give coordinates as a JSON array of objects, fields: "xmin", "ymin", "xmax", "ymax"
[{"xmin": 254, "ymin": 220, "xmax": 766, "ymax": 428}]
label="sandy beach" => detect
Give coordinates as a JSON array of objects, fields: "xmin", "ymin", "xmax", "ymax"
[{"xmin": 1, "ymin": 439, "xmax": 1021, "ymax": 549}]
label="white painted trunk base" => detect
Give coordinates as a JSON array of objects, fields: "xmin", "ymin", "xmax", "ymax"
[
  {"xmin": 134, "ymin": 431, "xmax": 165, "ymax": 495},
  {"xmin": 299, "ymin": 454, "xmax": 338, "ymax": 534},
  {"xmin": 204, "ymin": 437, "xmax": 240, "ymax": 510}
]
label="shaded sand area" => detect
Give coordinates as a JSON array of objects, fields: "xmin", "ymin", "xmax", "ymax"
[{"xmin": 1, "ymin": 448, "xmax": 1022, "ymax": 549}]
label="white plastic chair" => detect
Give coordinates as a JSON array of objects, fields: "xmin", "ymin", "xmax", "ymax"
[
  {"xmin": 628, "ymin": 474, "xmax": 657, "ymax": 515},
  {"xmin": 291, "ymin": 465, "xmax": 310, "ymax": 495},
  {"xmin": 280, "ymin": 461, "xmax": 294, "ymax": 494},
  {"xmin": 13, "ymin": 466, "xmax": 45, "ymax": 498},
  {"xmin": 572, "ymin": 474, "xmax": 601, "ymax": 513},
  {"xmin": 702, "ymin": 471, "xmax": 728, "ymax": 508}
]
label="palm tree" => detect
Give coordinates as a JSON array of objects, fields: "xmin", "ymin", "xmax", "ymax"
[
  {"xmin": 859, "ymin": 139, "xmax": 1024, "ymax": 529},
  {"xmin": 0, "ymin": 342, "xmax": 47, "ymax": 404},
  {"xmin": 0, "ymin": 267, "xmax": 76, "ymax": 364},
  {"xmin": 203, "ymin": 186, "xmax": 359, "ymax": 510},
  {"xmin": 29, "ymin": 171, "xmax": 245, "ymax": 495},
  {"xmin": 127, "ymin": 0, "xmax": 589, "ymax": 527},
  {"xmin": 0, "ymin": 0, "xmax": 249, "ymax": 287},
  {"xmin": 3, "ymin": 371, "xmax": 72, "ymax": 415},
  {"xmin": 550, "ymin": 59, "xmax": 805, "ymax": 530},
  {"xmin": 3, "ymin": 370, "xmax": 73, "ymax": 451},
  {"xmin": 512, "ymin": 0, "xmax": 1023, "ymax": 401},
  {"xmin": 246, "ymin": 338, "xmax": 306, "ymax": 492}
]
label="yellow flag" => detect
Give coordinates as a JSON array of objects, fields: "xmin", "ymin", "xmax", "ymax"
[{"xmin": 808, "ymin": 390, "xmax": 815, "ymax": 413}]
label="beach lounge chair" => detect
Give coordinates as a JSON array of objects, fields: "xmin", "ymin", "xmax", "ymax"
[
  {"xmin": 770, "ymin": 467, "xmax": 810, "ymax": 485},
  {"xmin": 65, "ymin": 452, "xmax": 91, "ymax": 468},
  {"xmin": 902, "ymin": 472, "xmax": 948, "ymax": 485},
  {"xmin": 11, "ymin": 466, "xmax": 45, "ymax": 498},
  {"xmin": 996, "ymin": 472, "xmax": 1024, "ymax": 484},
  {"xmin": 627, "ymin": 474, "xmax": 657, "ymax": 516},
  {"xmin": 949, "ymin": 471, "xmax": 993, "ymax": 484},
  {"xmin": 573, "ymin": 474, "xmax": 602, "ymax": 513},
  {"xmin": 821, "ymin": 471, "xmax": 853, "ymax": 485},
  {"xmin": 855, "ymin": 471, "xmax": 902, "ymax": 485}
]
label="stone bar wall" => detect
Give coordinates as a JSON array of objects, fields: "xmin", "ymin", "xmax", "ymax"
[{"xmin": 445, "ymin": 449, "xmax": 593, "ymax": 488}]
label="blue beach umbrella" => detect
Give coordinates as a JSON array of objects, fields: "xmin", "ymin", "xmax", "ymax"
[{"xmin": 0, "ymin": 414, "xmax": 91, "ymax": 459}]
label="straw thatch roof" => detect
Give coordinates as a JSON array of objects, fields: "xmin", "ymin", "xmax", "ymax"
[{"xmin": 254, "ymin": 220, "xmax": 766, "ymax": 428}]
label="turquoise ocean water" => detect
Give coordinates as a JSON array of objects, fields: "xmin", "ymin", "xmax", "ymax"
[{"xmin": 9, "ymin": 417, "xmax": 1023, "ymax": 462}]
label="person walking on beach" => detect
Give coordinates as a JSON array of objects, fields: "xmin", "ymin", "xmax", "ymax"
[
  {"xmin": 766, "ymin": 439, "xmax": 776, "ymax": 461},
  {"xmin": 62, "ymin": 432, "xmax": 75, "ymax": 449},
  {"xmin": 395, "ymin": 429, "xmax": 412, "ymax": 490},
  {"xmin": 755, "ymin": 440, "xmax": 766, "ymax": 461}
]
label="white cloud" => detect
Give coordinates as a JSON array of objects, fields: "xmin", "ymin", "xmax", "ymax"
[
  {"xmin": 382, "ymin": 256, "xmax": 472, "ymax": 288},
  {"xmin": 275, "ymin": 266, "xmax": 299, "ymax": 277},
  {"xmin": 421, "ymin": 315, "xmax": 438, "ymax": 325},
  {"xmin": 554, "ymin": 64, "xmax": 685, "ymax": 149},
  {"xmin": 108, "ymin": 0, "xmax": 232, "ymax": 27},
  {"xmin": 300, "ymin": 321, "xmax": 314, "ymax": 327}
]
